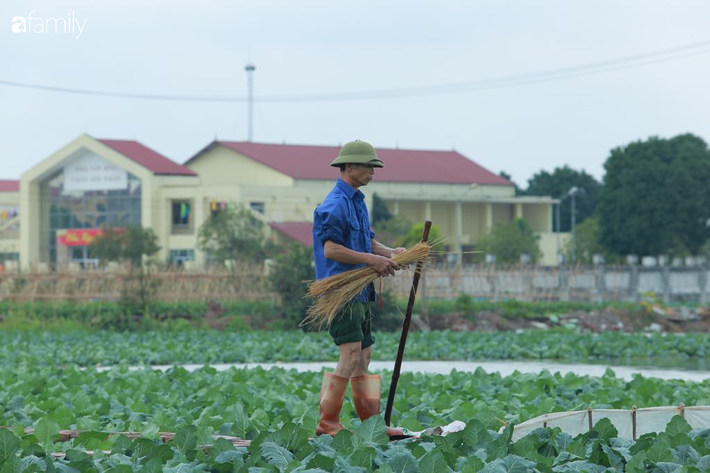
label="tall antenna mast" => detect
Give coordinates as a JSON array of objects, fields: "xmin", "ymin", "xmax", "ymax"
[{"xmin": 245, "ymin": 63, "xmax": 256, "ymax": 141}]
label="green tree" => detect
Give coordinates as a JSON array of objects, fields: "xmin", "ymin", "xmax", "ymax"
[
  {"xmin": 90, "ymin": 225, "xmax": 161, "ymax": 267},
  {"xmin": 89, "ymin": 226, "xmax": 124, "ymax": 266},
  {"xmin": 563, "ymin": 216, "xmax": 619, "ymax": 265},
  {"xmin": 397, "ymin": 222, "xmax": 442, "ymax": 248},
  {"xmin": 598, "ymin": 134, "xmax": 710, "ymax": 256},
  {"xmin": 371, "ymin": 193, "xmax": 392, "ymax": 227},
  {"xmin": 374, "ymin": 215, "xmax": 412, "ymax": 249},
  {"xmin": 89, "ymin": 225, "xmax": 162, "ymax": 324},
  {"xmin": 268, "ymin": 243, "xmax": 314, "ymax": 330},
  {"xmin": 197, "ymin": 204, "xmax": 268, "ymax": 264},
  {"xmin": 523, "ymin": 165, "xmax": 601, "ymax": 232},
  {"xmin": 475, "ymin": 219, "xmax": 542, "ymax": 264},
  {"xmin": 499, "ymin": 171, "xmax": 521, "ymax": 195}
]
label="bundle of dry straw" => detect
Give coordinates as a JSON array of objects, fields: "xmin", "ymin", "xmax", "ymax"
[{"xmin": 302, "ymin": 241, "xmax": 432, "ymax": 329}]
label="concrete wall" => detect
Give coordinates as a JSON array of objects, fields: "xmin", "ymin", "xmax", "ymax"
[{"xmin": 389, "ymin": 264, "xmax": 710, "ymax": 303}]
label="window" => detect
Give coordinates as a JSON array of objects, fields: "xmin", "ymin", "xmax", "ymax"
[
  {"xmin": 171, "ymin": 200, "xmax": 193, "ymax": 234},
  {"xmin": 250, "ymin": 201, "xmax": 265, "ymax": 214},
  {"xmin": 210, "ymin": 200, "xmax": 227, "ymax": 218},
  {"xmin": 169, "ymin": 249, "xmax": 195, "ymax": 267},
  {"xmin": 0, "ymin": 252, "xmax": 19, "ymax": 263}
]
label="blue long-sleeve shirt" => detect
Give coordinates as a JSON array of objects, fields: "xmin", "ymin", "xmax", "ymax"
[{"xmin": 313, "ymin": 178, "xmax": 375, "ymax": 302}]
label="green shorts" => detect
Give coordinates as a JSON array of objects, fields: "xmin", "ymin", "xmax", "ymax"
[{"xmin": 328, "ymin": 302, "xmax": 375, "ymax": 348}]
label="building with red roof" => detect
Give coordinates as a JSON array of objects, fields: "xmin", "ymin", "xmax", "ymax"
[
  {"xmin": 187, "ymin": 140, "xmax": 559, "ymax": 264},
  {"xmin": 5, "ymin": 136, "xmax": 560, "ymax": 268}
]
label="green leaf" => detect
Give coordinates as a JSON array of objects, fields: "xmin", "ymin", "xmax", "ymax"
[
  {"xmin": 592, "ymin": 418, "xmax": 618, "ymax": 442},
  {"xmin": 174, "ymin": 425, "xmax": 198, "ymax": 457},
  {"xmin": 208, "ymin": 437, "xmax": 237, "ymax": 460},
  {"xmin": 214, "ymin": 449, "xmax": 245, "ymax": 465},
  {"xmin": 307, "ymin": 453, "xmax": 335, "ymax": 471},
  {"xmin": 0, "ymin": 430, "xmax": 21, "ymax": 466},
  {"xmin": 133, "ymin": 438, "xmax": 156, "ymax": 459},
  {"xmin": 552, "ymin": 460, "xmax": 606, "ymax": 472},
  {"xmin": 260, "ymin": 441, "xmax": 295, "ymax": 469},
  {"xmin": 104, "ymin": 466, "xmax": 133, "ymax": 473},
  {"xmin": 346, "ymin": 447, "xmax": 376, "ymax": 469},
  {"xmin": 419, "ymin": 450, "xmax": 448, "ymax": 473},
  {"xmin": 142, "ymin": 458, "xmax": 163, "ymax": 473},
  {"xmin": 111, "ymin": 435, "xmax": 133, "ymax": 455},
  {"xmin": 667, "ymin": 417, "xmax": 693, "ymax": 437},
  {"xmin": 481, "ymin": 454, "xmax": 535, "ymax": 473},
  {"xmin": 233, "ymin": 402, "xmax": 250, "ymax": 439},
  {"xmin": 353, "ymin": 417, "xmax": 389, "ymax": 449},
  {"xmin": 0, "ymin": 455, "xmax": 21, "ymax": 473},
  {"xmin": 695, "ymin": 455, "xmax": 710, "ymax": 471},
  {"xmin": 387, "ymin": 451, "xmax": 419, "ymax": 473},
  {"xmin": 626, "ymin": 451, "xmax": 648, "ymax": 473},
  {"xmin": 463, "ymin": 420, "xmax": 492, "ymax": 447},
  {"xmin": 33, "ymin": 419, "xmax": 59, "ymax": 449},
  {"xmin": 333, "ymin": 457, "xmax": 366, "ymax": 473},
  {"xmin": 76, "ymin": 431, "xmax": 109, "ymax": 450},
  {"xmin": 141, "ymin": 423, "xmax": 160, "ymax": 440},
  {"xmin": 653, "ymin": 463, "xmax": 683, "ymax": 473},
  {"xmin": 674, "ymin": 445, "xmax": 700, "ymax": 466},
  {"xmin": 647, "ymin": 442, "xmax": 676, "ymax": 465}
]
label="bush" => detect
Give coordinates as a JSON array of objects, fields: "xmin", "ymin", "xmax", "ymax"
[
  {"xmin": 454, "ymin": 293, "xmax": 474, "ymax": 314},
  {"xmin": 370, "ymin": 289, "xmax": 405, "ymax": 332},
  {"xmin": 268, "ymin": 244, "xmax": 314, "ymax": 330}
]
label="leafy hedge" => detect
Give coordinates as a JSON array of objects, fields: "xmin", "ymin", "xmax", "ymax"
[
  {"xmin": 1, "ymin": 330, "xmax": 709, "ymax": 366},
  {"xmin": 0, "ymin": 299, "xmax": 662, "ymax": 333}
]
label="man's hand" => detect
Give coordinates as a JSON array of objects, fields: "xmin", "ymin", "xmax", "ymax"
[
  {"xmin": 391, "ymin": 247, "xmax": 406, "ymax": 257},
  {"xmin": 368, "ymin": 254, "xmax": 400, "ymax": 277}
]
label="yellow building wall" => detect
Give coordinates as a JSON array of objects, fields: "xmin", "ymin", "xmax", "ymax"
[
  {"xmin": 539, "ymin": 232, "xmax": 571, "ymax": 265},
  {"xmin": 187, "ymin": 145, "xmax": 294, "ymax": 187},
  {"xmin": 523, "ymin": 204, "xmax": 552, "ymax": 232},
  {"xmin": 492, "ymin": 203, "xmax": 511, "ymax": 227}
]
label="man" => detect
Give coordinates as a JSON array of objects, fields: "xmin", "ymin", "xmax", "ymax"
[{"xmin": 312, "ymin": 139, "xmax": 406, "ymax": 438}]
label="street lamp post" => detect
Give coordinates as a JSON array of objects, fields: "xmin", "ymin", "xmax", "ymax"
[{"xmin": 566, "ymin": 186, "xmax": 583, "ymax": 265}]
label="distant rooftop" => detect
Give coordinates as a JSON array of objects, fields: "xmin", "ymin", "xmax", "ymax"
[
  {"xmin": 269, "ymin": 222, "xmax": 313, "ymax": 246},
  {"xmin": 0, "ymin": 180, "xmax": 19, "ymax": 192},
  {"xmin": 192, "ymin": 141, "xmax": 511, "ymax": 185},
  {"xmin": 99, "ymin": 139, "xmax": 197, "ymax": 176}
]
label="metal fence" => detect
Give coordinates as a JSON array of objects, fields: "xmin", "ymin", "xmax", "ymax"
[{"xmin": 0, "ymin": 266, "xmax": 275, "ymax": 302}]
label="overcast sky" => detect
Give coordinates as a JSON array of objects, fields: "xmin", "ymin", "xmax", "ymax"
[{"xmin": 2, "ymin": 1, "xmax": 709, "ymax": 187}]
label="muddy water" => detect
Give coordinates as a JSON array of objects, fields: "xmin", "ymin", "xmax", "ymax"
[{"xmin": 100, "ymin": 360, "xmax": 710, "ymax": 382}]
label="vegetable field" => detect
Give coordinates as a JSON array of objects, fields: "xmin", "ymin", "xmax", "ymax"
[
  {"xmin": 3, "ymin": 365, "xmax": 710, "ymax": 471},
  {"xmin": 3, "ymin": 330, "xmax": 710, "ymax": 471}
]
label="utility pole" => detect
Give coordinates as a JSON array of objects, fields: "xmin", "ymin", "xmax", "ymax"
[
  {"xmin": 555, "ymin": 201, "xmax": 561, "ymax": 262},
  {"xmin": 245, "ymin": 63, "xmax": 256, "ymax": 141},
  {"xmin": 567, "ymin": 186, "xmax": 583, "ymax": 265}
]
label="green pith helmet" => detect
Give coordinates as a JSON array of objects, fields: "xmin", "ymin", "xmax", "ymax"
[{"xmin": 330, "ymin": 140, "xmax": 384, "ymax": 168}]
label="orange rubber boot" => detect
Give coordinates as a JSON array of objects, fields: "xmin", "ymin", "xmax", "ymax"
[
  {"xmin": 351, "ymin": 374, "xmax": 405, "ymax": 438},
  {"xmin": 316, "ymin": 372, "xmax": 349, "ymax": 436}
]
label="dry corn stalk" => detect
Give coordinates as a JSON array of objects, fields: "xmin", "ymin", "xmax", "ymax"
[{"xmin": 302, "ymin": 241, "xmax": 432, "ymax": 329}]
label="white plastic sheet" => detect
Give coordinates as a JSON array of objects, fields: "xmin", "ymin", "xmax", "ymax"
[{"xmin": 507, "ymin": 405, "xmax": 710, "ymax": 441}]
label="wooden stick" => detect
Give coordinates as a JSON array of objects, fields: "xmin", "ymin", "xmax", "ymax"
[{"xmin": 385, "ymin": 220, "xmax": 432, "ymax": 427}]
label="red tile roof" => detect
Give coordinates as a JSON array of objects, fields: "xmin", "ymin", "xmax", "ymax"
[
  {"xmin": 99, "ymin": 139, "xmax": 197, "ymax": 176},
  {"xmin": 0, "ymin": 180, "xmax": 19, "ymax": 192},
  {"xmin": 269, "ymin": 222, "xmax": 313, "ymax": 246},
  {"xmin": 211, "ymin": 142, "xmax": 511, "ymax": 185}
]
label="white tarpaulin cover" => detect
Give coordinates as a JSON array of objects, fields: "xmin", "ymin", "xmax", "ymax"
[{"xmin": 507, "ymin": 405, "xmax": 710, "ymax": 441}]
